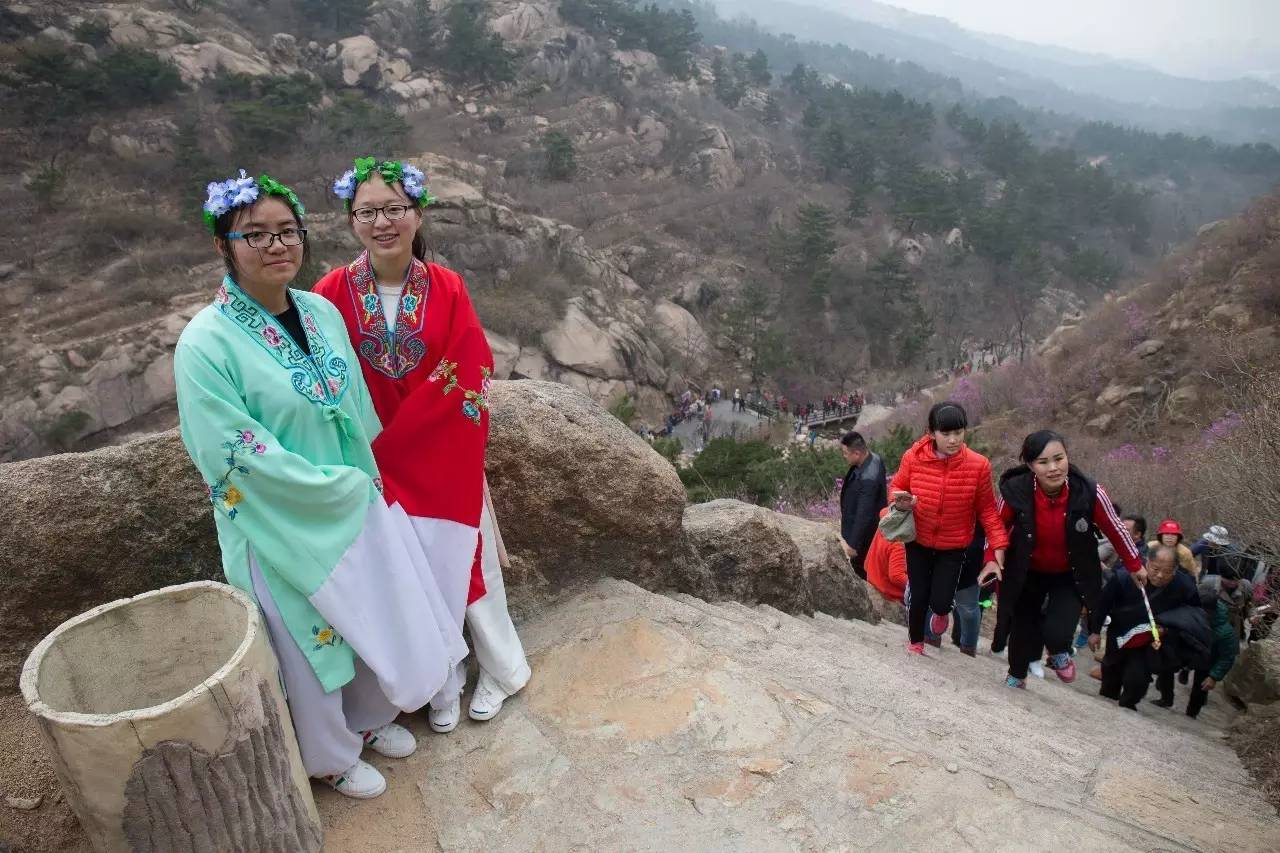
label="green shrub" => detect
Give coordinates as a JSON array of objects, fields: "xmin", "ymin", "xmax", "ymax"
[
  {"xmin": 312, "ymin": 94, "xmax": 409, "ymax": 153},
  {"xmin": 98, "ymin": 47, "xmax": 185, "ymax": 106},
  {"xmin": 542, "ymin": 130, "xmax": 577, "ymax": 180},
  {"xmin": 72, "ymin": 18, "xmax": 110, "ymax": 47},
  {"xmin": 652, "ymin": 436, "xmax": 682, "ymax": 463},
  {"xmin": 43, "ymin": 409, "xmax": 91, "ymax": 450},
  {"xmin": 26, "ymin": 161, "xmax": 68, "ymax": 209},
  {"xmin": 870, "ymin": 423, "xmax": 914, "ymax": 472},
  {"xmin": 608, "ymin": 393, "xmax": 637, "ymax": 426},
  {"xmin": 225, "ymin": 73, "xmax": 322, "ymax": 158}
]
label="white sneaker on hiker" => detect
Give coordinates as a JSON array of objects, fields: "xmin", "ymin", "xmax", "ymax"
[
  {"xmin": 321, "ymin": 759, "xmax": 386, "ymax": 799},
  {"xmin": 429, "ymin": 698, "xmax": 461, "ymax": 733},
  {"xmin": 361, "ymin": 722, "xmax": 416, "ymax": 758},
  {"xmin": 469, "ymin": 670, "xmax": 511, "ymax": 721},
  {"xmin": 1029, "ymin": 661, "xmax": 1047, "ymax": 679}
]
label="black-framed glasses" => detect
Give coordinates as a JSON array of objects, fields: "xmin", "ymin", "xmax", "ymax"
[
  {"xmin": 227, "ymin": 228, "xmax": 307, "ymax": 249},
  {"xmin": 351, "ymin": 204, "xmax": 412, "ymax": 224}
]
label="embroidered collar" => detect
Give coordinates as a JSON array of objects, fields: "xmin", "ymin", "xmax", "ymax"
[
  {"xmin": 214, "ymin": 276, "xmax": 350, "ymax": 406},
  {"xmin": 345, "ymin": 251, "xmax": 430, "ymax": 379}
]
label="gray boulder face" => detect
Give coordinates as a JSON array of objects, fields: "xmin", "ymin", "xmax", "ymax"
[
  {"xmin": 1225, "ymin": 634, "xmax": 1280, "ymax": 707},
  {"xmin": 0, "ymin": 431, "xmax": 220, "ymax": 689},
  {"xmin": 485, "ymin": 380, "xmax": 694, "ymax": 595},
  {"xmin": 681, "ymin": 500, "xmax": 879, "ymax": 623}
]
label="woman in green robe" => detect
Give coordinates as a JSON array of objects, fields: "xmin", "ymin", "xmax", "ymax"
[{"xmin": 174, "ymin": 171, "xmax": 467, "ymax": 799}]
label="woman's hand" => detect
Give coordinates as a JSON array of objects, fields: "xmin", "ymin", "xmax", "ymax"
[
  {"xmin": 978, "ymin": 561, "xmax": 1003, "ymax": 587},
  {"xmin": 890, "ymin": 490, "xmax": 917, "ymax": 511},
  {"xmin": 1201, "ymin": 676, "xmax": 1216, "ymax": 692},
  {"xmin": 993, "ymin": 548, "xmax": 1006, "ymax": 568},
  {"xmin": 1088, "ymin": 633, "xmax": 1101, "ymax": 652}
]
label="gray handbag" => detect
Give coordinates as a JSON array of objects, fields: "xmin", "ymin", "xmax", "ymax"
[{"xmin": 878, "ymin": 504, "xmax": 916, "ymax": 543}]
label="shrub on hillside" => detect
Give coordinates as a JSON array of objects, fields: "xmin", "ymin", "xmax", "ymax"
[{"xmin": 679, "ymin": 437, "xmax": 845, "ymax": 507}]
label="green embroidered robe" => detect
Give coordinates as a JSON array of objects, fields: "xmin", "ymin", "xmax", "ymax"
[{"xmin": 174, "ymin": 277, "xmax": 383, "ymax": 692}]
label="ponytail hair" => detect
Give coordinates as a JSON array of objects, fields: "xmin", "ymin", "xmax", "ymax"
[{"xmin": 412, "ymin": 229, "xmax": 429, "ymax": 262}]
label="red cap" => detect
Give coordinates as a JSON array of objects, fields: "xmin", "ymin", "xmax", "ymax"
[{"xmin": 1157, "ymin": 519, "xmax": 1183, "ymax": 537}]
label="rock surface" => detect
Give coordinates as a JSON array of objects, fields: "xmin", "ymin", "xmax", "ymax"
[
  {"xmin": 312, "ymin": 579, "xmax": 1280, "ymax": 852},
  {"xmin": 682, "ymin": 499, "xmax": 877, "ymax": 623},
  {"xmin": 484, "ymin": 381, "xmax": 693, "ymax": 595},
  {"xmin": 1225, "ymin": 634, "xmax": 1280, "ymax": 707}
]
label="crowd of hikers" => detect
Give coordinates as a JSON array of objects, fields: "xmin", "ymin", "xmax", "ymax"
[{"xmin": 838, "ymin": 400, "xmax": 1272, "ymax": 716}]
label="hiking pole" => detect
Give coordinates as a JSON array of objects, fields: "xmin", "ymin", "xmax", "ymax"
[{"xmin": 1138, "ymin": 583, "xmax": 1162, "ymax": 650}]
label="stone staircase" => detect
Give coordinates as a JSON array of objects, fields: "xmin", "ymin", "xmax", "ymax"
[{"xmin": 317, "ymin": 578, "xmax": 1280, "ymax": 852}]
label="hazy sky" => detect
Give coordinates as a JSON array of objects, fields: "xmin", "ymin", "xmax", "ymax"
[{"xmin": 876, "ymin": 0, "xmax": 1280, "ymax": 71}]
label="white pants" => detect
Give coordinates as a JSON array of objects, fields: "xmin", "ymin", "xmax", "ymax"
[
  {"xmin": 251, "ymin": 559, "xmax": 399, "ymax": 777},
  {"xmin": 467, "ymin": 501, "xmax": 531, "ymax": 696}
]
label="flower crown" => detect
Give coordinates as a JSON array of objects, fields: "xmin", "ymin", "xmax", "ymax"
[
  {"xmin": 203, "ymin": 170, "xmax": 305, "ymax": 233},
  {"xmin": 332, "ymin": 157, "xmax": 435, "ymax": 209}
]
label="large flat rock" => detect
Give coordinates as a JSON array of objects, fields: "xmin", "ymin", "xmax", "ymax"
[{"xmin": 318, "ymin": 580, "xmax": 1280, "ymax": 852}]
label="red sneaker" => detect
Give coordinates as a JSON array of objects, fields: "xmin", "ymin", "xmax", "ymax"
[
  {"xmin": 1048, "ymin": 653, "xmax": 1076, "ymax": 684},
  {"xmin": 929, "ymin": 613, "xmax": 949, "ymax": 636},
  {"xmin": 906, "ymin": 642, "xmax": 926, "ymax": 656}
]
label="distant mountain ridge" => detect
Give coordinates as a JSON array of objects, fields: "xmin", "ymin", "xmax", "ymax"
[{"xmin": 708, "ymin": 0, "xmax": 1280, "ymax": 141}]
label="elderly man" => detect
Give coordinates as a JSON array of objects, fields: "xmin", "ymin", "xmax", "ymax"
[
  {"xmin": 838, "ymin": 431, "xmax": 887, "ymax": 580},
  {"xmin": 1089, "ymin": 545, "xmax": 1201, "ymax": 710}
]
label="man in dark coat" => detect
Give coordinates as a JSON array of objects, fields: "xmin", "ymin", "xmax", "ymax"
[
  {"xmin": 1089, "ymin": 546, "xmax": 1204, "ymax": 710},
  {"xmin": 838, "ymin": 430, "xmax": 887, "ymax": 580}
]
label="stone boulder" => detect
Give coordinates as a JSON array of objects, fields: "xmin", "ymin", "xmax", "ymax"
[
  {"xmin": 683, "ymin": 125, "xmax": 742, "ymax": 190},
  {"xmin": 333, "ymin": 35, "xmax": 381, "ymax": 86},
  {"xmin": 1225, "ymin": 634, "xmax": 1280, "ymax": 707},
  {"xmin": 651, "ymin": 299, "xmax": 711, "ymax": 375},
  {"xmin": 491, "ymin": 2, "xmax": 560, "ymax": 42},
  {"xmin": 542, "ymin": 300, "xmax": 625, "ymax": 379},
  {"xmin": 772, "ymin": 513, "xmax": 879, "ymax": 623},
  {"xmin": 0, "ymin": 431, "xmax": 219, "ymax": 688},
  {"xmin": 165, "ymin": 42, "xmax": 273, "ymax": 83},
  {"xmin": 485, "ymin": 381, "xmax": 693, "ymax": 594},
  {"xmin": 682, "ymin": 500, "xmax": 877, "ymax": 622}
]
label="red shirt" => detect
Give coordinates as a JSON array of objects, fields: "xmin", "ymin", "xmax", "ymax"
[{"xmin": 985, "ymin": 480, "xmax": 1141, "ymax": 574}]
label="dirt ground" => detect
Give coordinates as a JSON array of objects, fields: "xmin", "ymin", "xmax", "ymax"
[{"xmin": 0, "ymin": 694, "xmax": 90, "ymax": 853}]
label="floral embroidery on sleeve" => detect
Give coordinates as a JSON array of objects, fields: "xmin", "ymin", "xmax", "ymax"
[
  {"xmin": 312, "ymin": 624, "xmax": 343, "ymax": 650},
  {"xmin": 207, "ymin": 430, "xmax": 266, "ymax": 519},
  {"xmin": 431, "ymin": 360, "xmax": 490, "ymax": 425}
]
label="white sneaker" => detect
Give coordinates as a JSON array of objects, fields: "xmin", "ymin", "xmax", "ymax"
[
  {"xmin": 469, "ymin": 670, "xmax": 511, "ymax": 722},
  {"xmin": 361, "ymin": 723, "xmax": 416, "ymax": 758},
  {"xmin": 991, "ymin": 647, "xmax": 1008, "ymax": 659},
  {"xmin": 320, "ymin": 759, "xmax": 386, "ymax": 799},
  {"xmin": 1029, "ymin": 661, "xmax": 1047, "ymax": 679},
  {"xmin": 428, "ymin": 698, "xmax": 461, "ymax": 733}
]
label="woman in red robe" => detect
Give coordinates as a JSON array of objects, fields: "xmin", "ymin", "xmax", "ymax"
[{"xmin": 313, "ymin": 158, "xmax": 530, "ymax": 732}]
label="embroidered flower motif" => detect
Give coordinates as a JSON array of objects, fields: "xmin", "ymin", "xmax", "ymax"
[
  {"xmin": 400, "ymin": 293, "xmax": 418, "ymax": 315},
  {"xmin": 462, "ymin": 400, "xmax": 481, "ymax": 424},
  {"xmin": 303, "ymin": 314, "xmax": 318, "ymax": 335},
  {"xmin": 261, "ymin": 326, "xmax": 282, "ymax": 348},
  {"xmin": 311, "ymin": 624, "xmax": 342, "ymax": 650},
  {"xmin": 207, "ymin": 431, "xmax": 260, "ymax": 521},
  {"xmin": 215, "ymin": 284, "xmax": 231, "ymax": 305},
  {"xmin": 327, "ymin": 377, "xmax": 342, "ymax": 396},
  {"xmin": 312, "ymin": 380, "xmax": 324, "ymax": 398},
  {"xmin": 373, "ymin": 476, "xmax": 384, "ymax": 494},
  {"xmin": 430, "ymin": 359, "xmax": 459, "ymax": 394},
  {"xmin": 362, "ymin": 292, "xmax": 380, "ymax": 316}
]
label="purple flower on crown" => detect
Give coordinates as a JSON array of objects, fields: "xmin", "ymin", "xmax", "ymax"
[{"xmin": 333, "ymin": 170, "xmax": 357, "ymax": 201}]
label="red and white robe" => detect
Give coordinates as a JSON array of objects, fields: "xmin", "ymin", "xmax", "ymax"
[{"xmin": 314, "ymin": 252, "xmax": 493, "ymax": 705}]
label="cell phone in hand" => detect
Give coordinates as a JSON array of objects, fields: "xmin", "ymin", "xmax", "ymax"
[{"xmin": 891, "ymin": 491, "xmax": 914, "ymax": 508}]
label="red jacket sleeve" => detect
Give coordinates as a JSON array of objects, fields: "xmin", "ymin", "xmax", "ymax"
[
  {"xmin": 888, "ymin": 541, "xmax": 908, "ymax": 592},
  {"xmin": 1094, "ymin": 485, "xmax": 1141, "ymax": 573},
  {"xmin": 976, "ymin": 460, "xmax": 1010, "ymax": 550},
  {"xmin": 983, "ymin": 494, "xmax": 1015, "ymax": 564}
]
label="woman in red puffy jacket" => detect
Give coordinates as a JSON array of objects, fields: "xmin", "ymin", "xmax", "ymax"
[{"xmin": 889, "ymin": 401, "xmax": 1009, "ymax": 654}]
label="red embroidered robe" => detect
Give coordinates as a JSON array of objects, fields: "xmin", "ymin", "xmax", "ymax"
[{"xmin": 313, "ymin": 252, "xmax": 490, "ymax": 603}]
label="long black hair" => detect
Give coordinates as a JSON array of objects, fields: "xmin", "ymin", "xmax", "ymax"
[
  {"xmin": 927, "ymin": 401, "xmax": 968, "ymax": 432},
  {"xmin": 1019, "ymin": 429, "xmax": 1068, "ymax": 464}
]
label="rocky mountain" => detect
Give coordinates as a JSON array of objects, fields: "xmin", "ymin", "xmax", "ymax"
[{"xmin": 1, "ymin": 0, "xmax": 1277, "ymax": 462}]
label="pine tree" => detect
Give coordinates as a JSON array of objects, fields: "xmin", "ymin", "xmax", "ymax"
[
  {"xmin": 443, "ymin": 0, "xmax": 515, "ymax": 84},
  {"xmin": 763, "ymin": 94, "xmax": 783, "ymax": 128},
  {"xmin": 711, "ymin": 53, "xmax": 745, "ymax": 108},
  {"xmin": 543, "ymin": 130, "xmax": 577, "ymax": 180},
  {"xmin": 746, "ymin": 48, "xmax": 771, "ymax": 86},
  {"xmin": 409, "ymin": 0, "xmax": 438, "ymax": 60},
  {"xmin": 814, "ymin": 123, "xmax": 847, "ymax": 180},
  {"xmin": 297, "ymin": 0, "xmax": 370, "ymax": 36},
  {"xmin": 794, "ymin": 203, "xmax": 837, "ymax": 282}
]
